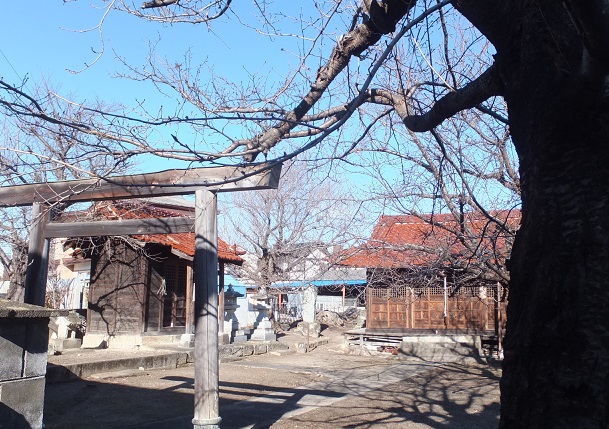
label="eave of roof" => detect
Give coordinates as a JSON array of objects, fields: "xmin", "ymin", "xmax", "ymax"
[
  {"xmin": 96, "ymin": 200, "xmax": 245, "ymax": 264},
  {"xmin": 338, "ymin": 211, "xmax": 520, "ymax": 269}
]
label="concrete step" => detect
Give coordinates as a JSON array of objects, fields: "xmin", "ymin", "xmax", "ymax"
[
  {"xmin": 46, "ymin": 339, "xmax": 295, "ymax": 383},
  {"xmin": 46, "ymin": 351, "xmax": 193, "ymax": 383}
]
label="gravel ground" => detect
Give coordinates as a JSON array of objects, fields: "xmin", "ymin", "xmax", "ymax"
[{"xmin": 43, "ymin": 330, "xmax": 501, "ymax": 428}]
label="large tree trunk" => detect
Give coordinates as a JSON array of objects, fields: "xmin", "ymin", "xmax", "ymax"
[{"xmin": 498, "ymin": 2, "xmax": 609, "ymax": 427}]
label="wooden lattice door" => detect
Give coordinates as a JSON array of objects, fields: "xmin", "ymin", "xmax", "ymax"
[{"xmin": 162, "ymin": 263, "xmax": 188, "ymax": 328}]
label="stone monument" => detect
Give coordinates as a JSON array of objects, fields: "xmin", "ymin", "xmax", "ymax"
[{"xmin": 297, "ymin": 285, "xmax": 320, "ymax": 338}]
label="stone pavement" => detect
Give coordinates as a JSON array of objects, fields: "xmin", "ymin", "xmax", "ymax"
[{"xmin": 43, "ymin": 333, "xmax": 501, "ymax": 428}]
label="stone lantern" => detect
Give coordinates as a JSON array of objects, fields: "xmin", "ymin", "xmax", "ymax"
[
  {"xmin": 223, "ymin": 284, "xmax": 247, "ymax": 343},
  {"xmin": 250, "ymin": 290, "xmax": 276, "ymax": 342}
]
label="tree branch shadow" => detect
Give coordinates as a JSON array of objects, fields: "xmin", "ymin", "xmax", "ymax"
[{"xmin": 44, "ymin": 355, "xmax": 500, "ymax": 428}]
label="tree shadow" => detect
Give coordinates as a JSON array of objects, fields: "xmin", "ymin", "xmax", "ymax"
[
  {"xmin": 44, "ymin": 369, "xmax": 343, "ymax": 429},
  {"xmin": 273, "ymin": 361, "xmax": 501, "ymax": 429},
  {"xmin": 43, "ymin": 372, "xmax": 192, "ymax": 429},
  {"xmin": 44, "ymin": 355, "xmax": 500, "ymax": 429}
]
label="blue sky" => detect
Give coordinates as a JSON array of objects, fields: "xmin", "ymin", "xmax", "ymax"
[
  {"xmin": 0, "ymin": 2, "xmax": 517, "ymax": 220},
  {"xmin": 0, "ymin": 2, "xmax": 386, "ymax": 215},
  {"xmin": 1, "ymin": 2, "xmax": 345, "ymax": 173},
  {"xmin": 1, "ymin": 2, "xmax": 288, "ymax": 100}
]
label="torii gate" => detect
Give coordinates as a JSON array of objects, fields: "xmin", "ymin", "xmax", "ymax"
[{"xmin": 0, "ymin": 162, "xmax": 281, "ymax": 429}]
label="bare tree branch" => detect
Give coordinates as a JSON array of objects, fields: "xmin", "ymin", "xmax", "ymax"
[
  {"xmin": 142, "ymin": 0, "xmax": 179, "ymax": 9},
  {"xmin": 238, "ymin": 0, "xmax": 422, "ymax": 161},
  {"xmin": 401, "ymin": 63, "xmax": 504, "ymax": 132}
]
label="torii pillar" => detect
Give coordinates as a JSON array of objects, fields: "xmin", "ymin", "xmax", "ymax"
[{"xmin": 192, "ymin": 189, "xmax": 221, "ymax": 428}]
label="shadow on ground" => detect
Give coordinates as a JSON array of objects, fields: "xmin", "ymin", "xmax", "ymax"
[
  {"xmin": 271, "ymin": 363, "xmax": 501, "ymax": 429},
  {"xmin": 44, "ymin": 357, "xmax": 500, "ymax": 429}
]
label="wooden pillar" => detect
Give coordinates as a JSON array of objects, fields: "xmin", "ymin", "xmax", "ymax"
[
  {"xmin": 24, "ymin": 203, "xmax": 51, "ymax": 306},
  {"xmin": 186, "ymin": 265, "xmax": 194, "ymax": 334},
  {"xmin": 496, "ymin": 282, "xmax": 504, "ymax": 355},
  {"xmin": 443, "ymin": 276, "xmax": 448, "ymax": 330},
  {"xmin": 218, "ymin": 261, "xmax": 225, "ymax": 335},
  {"xmin": 192, "ymin": 190, "xmax": 221, "ymax": 429}
]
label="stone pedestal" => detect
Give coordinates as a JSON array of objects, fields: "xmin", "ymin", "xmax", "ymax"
[
  {"xmin": 231, "ymin": 329, "xmax": 249, "ymax": 343},
  {"xmin": 180, "ymin": 333, "xmax": 195, "ymax": 347},
  {"xmin": 49, "ymin": 315, "xmax": 82, "ymax": 353},
  {"xmin": 250, "ymin": 293, "xmax": 276, "ymax": 342},
  {"xmin": 218, "ymin": 333, "xmax": 230, "ymax": 345},
  {"xmin": 0, "ymin": 299, "xmax": 67, "ymax": 429}
]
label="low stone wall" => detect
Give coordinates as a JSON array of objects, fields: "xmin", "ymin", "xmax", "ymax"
[
  {"xmin": 220, "ymin": 340, "xmax": 289, "ymax": 361},
  {"xmin": 0, "ymin": 300, "xmax": 67, "ymax": 429}
]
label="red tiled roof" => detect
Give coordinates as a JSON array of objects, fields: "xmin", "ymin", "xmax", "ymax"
[
  {"xmin": 95, "ymin": 201, "xmax": 244, "ymax": 264},
  {"xmin": 338, "ymin": 211, "xmax": 520, "ymax": 269},
  {"xmin": 135, "ymin": 232, "xmax": 244, "ymax": 263}
]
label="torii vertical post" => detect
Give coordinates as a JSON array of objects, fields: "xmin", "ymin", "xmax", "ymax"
[{"xmin": 192, "ymin": 189, "xmax": 221, "ymax": 429}]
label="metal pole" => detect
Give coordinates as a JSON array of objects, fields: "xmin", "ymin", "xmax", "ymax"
[{"xmin": 192, "ymin": 190, "xmax": 221, "ymax": 429}]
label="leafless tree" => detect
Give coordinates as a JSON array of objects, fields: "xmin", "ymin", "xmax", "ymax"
[
  {"xmin": 0, "ymin": 80, "xmax": 131, "ymax": 300},
  {"xmin": 103, "ymin": 2, "xmax": 520, "ymax": 293},
  {"xmin": 353, "ymin": 87, "xmax": 519, "ymax": 286},
  {"xmin": 221, "ymin": 159, "xmax": 366, "ymax": 293},
  {"xmin": 1, "ymin": 0, "xmax": 608, "ymax": 426},
  {"xmin": 108, "ymin": 2, "xmax": 609, "ymax": 426}
]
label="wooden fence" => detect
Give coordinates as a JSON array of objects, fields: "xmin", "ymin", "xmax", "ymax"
[{"xmin": 366, "ymin": 285, "xmax": 506, "ymax": 333}]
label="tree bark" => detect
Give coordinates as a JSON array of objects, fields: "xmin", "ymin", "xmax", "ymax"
[{"xmin": 494, "ymin": 1, "xmax": 609, "ymax": 427}]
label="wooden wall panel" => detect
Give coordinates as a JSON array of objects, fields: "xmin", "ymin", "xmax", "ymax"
[
  {"xmin": 366, "ymin": 286, "xmax": 506, "ymax": 333},
  {"xmin": 88, "ymin": 239, "xmax": 146, "ymax": 335}
]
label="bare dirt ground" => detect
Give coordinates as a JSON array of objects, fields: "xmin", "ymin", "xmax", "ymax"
[{"xmin": 43, "ymin": 328, "xmax": 501, "ymax": 428}]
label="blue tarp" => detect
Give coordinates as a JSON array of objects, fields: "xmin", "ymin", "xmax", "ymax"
[
  {"xmin": 271, "ymin": 279, "xmax": 366, "ymax": 288},
  {"xmin": 222, "ymin": 275, "xmax": 366, "ymax": 293},
  {"xmin": 222, "ymin": 274, "xmax": 249, "ymax": 295}
]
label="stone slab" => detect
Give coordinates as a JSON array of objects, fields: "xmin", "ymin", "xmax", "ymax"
[
  {"xmin": 400, "ymin": 335, "xmax": 483, "ymax": 363},
  {"xmin": 46, "ymin": 352, "xmax": 191, "ymax": 383},
  {"xmin": 0, "ymin": 299, "xmax": 67, "ymax": 319},
  {"xmin": 0, "ymin": 375, "xmax": 45, "ymax": 429},
  {"xmin": 0, "ymin": 318, "xmax": 50, "ymax": 381}
]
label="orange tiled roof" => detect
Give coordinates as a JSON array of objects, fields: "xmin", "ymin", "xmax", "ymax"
[
  {"xmin": 95, "ymin": 200, "xmax": 244, "ymax": 264},
  {"xmin": 338, "ymin": 211, "xmax": 520, "ymax": 269}
]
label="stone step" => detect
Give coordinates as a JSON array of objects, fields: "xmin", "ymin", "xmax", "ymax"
[{"xmin": 141, "ymin": 334, "xmax": 184, "ymax": 345}]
